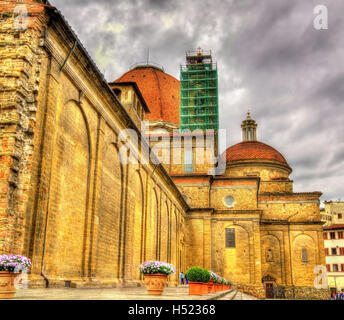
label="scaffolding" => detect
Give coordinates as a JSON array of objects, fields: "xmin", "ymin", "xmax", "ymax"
[{"xmin": 179, "ymin": 48, "xmax": 219, "ymax": 132}]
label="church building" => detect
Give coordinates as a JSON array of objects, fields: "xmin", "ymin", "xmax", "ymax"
[{"xmin": 0, "ymin": 1, "xmax": 328, "ymax": 299}]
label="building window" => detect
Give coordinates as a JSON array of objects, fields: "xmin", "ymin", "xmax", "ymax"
[
  {"xmin": 338, "ymin": 214, "xmax": 343, "ymax": 219},
  {"xmin": 323, "ymin": 232, "xmax": 328, "ymax": 240},
  {"xmin": 331, "ymin": 248, "xmax": 337, "ymax": 255},
  {"xmin": 326, "ymin": 264, "xmax": 331, "ymax": 272},
  {"xmin": 330, "ymin": 232, "xmax": 336, "ymax": 239},
  {"xmin": 333, "ymin": 264, "xmax": 339, "ymax": 272},
  {"xmin": 266, "ymin": 249, "xmax": 273, "ymax": 262},
  {"xmin": 225, "ymin": 228, "xmax": 235, "ymax": 248},
  {"xmin": 184, "ymin": 150, "xmax": 193, "ymax": 173},
  {"xmin": 325, "ymin": 248, "xmax": 329, "ymax": 256},
  {"xmin": 338, "ymin": 231, "xmax": 343, "ymax": 239},
  {"xmin": 301, "ymin": 248, "xmax": 308, "ymax": 262},
  {"xmin": 224, "ymin": 195, "xmax": 235, "ymax": 208}
]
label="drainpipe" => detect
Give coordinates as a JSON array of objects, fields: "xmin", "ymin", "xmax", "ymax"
[
  {"xmin": 60, "ymin": 40, "xmax": 77, "ymax": 72},
  {"xmin": 40, "ymin": 26, "xmax": 52, "ymax": 288}
]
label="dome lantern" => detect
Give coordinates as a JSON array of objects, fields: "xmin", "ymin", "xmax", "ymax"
[{"xmin": 241, "ymin": 110, "xmax": 257, "ymax": 142}]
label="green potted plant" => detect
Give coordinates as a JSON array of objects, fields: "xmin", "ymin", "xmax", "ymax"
[
  {"xmin": 186, "ymin": 267, "xmax": 204, "ymax": 295},
  {"xmin": 139, "ymin": 261, "xmax": 175, "ymax": 295},
  {"xmin": 201, "ymin": 269, "xmax": 210, "ymax": 294},
  {"xmin": 0, "ymin": 254, "xmax": 31, "ymax": 299}
]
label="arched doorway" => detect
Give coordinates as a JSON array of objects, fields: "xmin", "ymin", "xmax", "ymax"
[{"xmin": 262, "ymin": 275, "xmax": 276, "ymax": 299}]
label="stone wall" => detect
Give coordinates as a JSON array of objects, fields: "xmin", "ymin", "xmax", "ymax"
[
  {"xmin": 0, "ymin": 0, "xmax": 47, "ymax": 254},
  {"xmin": 0, "ymin": 4, "xmax": 188, "ymax": 288}
]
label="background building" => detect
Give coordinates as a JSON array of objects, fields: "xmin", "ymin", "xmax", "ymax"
[{"xmin": 323, "ymin": 201, "xmax": 344, "ymax": 292}]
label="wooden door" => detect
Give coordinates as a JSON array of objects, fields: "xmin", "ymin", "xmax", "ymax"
[{"xmin": 265, "ymin": 283, "xmax": 274, "ymax": 298}]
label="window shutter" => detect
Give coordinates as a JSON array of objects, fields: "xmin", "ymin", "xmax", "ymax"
[
  {"xmin": 326, "ymin": 264, "xmax": 331, "ymax": 272},
  {"xmin": 324, "ymin": 232, "xmax": 328, "ymax": 240},
  {"xmin": 325, "ymin": 248, "xmax": 329, "ymax": 256}
]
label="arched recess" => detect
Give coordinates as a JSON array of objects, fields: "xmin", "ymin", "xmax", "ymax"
[
  {"xmin": 160, "ymin": 201, "xmax": 169, "ymax": 262},
  {"xmin": 96, "ymin": 142, "xmax": 122, "ymax": 281},
  {"xmin": 170, "ymin": 208, "xmax": 178, "ymax": 283},
  {"xmin": 223, "ymin": 224, "xmax": 250, "ymax": 284},
  {"xmin": 145, "ymin": 188, "xmax": 158, "ymax": 260},
  {"xmin": 132, "ymin": 169, "xmax": 144, "ymax": 281},
  {"xmin": 123, "ymin": 164, "xmax": 144, "ymax": 282},
  {"xmin": 261, "ymin": 234, "xmax": 283, "ymax": 284},
  {"xmin": 46, "ymin": 100, "xmax": 90, "ymax": 278},
  {"xmin": 292, "ymin": 234, "xmax": 316, "ymax": 286}
]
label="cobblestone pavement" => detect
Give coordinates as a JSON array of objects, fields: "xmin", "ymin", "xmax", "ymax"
[
  {"xmin": 11, "ymin": 285, "xmax": 233, "ymax": 300},
  {"xmin": 218, "ymin": 290, "xmax": 258, "ymax": 300}
]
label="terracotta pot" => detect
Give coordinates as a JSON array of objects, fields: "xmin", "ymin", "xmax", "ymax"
[
  {"xmin": 143, "ymin": 273, "xmax": 168, "ymax": 295},
  {"xmin": 189, "ymin": 282, "xmax": 203, "ymax": 295},
  {"xmin": 208, "ymin": 280, "xmax": 214, "ymax": 293},
  {"xmin": 202, "ymin": 282, "xmax": 208, "ymax": 294},
  {"xmin": 0, "ymin": 272, "xmax": 17, "ymax": 299}
]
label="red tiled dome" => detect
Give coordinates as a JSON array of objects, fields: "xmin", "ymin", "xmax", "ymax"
[
  {"xmin": 223, "ymin": 141, "xmax": 289, "ymax": 165},
  {"xmin": 115, "ymin": 65, "xmax": 180, "ymax": 125}
]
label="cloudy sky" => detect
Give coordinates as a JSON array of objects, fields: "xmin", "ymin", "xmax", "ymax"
[{"xmin": 50, "ymin": 0, "xmax": 344, "ymax": 203}]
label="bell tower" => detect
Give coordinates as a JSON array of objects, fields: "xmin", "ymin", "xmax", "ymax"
[{"xmin": 241, "ymin": 110, "xmax": 257, "ymax": 142}]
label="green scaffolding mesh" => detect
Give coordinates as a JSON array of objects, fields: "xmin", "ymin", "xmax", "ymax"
[{"xmin": 179, "ymin": 59, "xmax": 219, "ymax": 132}]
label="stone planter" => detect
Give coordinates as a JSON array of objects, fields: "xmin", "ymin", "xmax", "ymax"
[
  {"xmin": 208, "ymin": 280, "xmax": 214, "ymax": 293},
  {"xmin": 0, "ymin": 271, "xmax": 17, "ymax": 299},
  {"xmin": 143, "ymin": 273, "xmax": 168, "ymax": 295},
  {"xmin": 189, "ymin": 282, "xmax": 203, "ymax": 295}
]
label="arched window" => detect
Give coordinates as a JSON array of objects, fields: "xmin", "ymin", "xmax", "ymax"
[
  {"xmin": 301, "ymin": 248, "xmax": 308, "ymax": 262},
  {"xmin": 266, "ymin": 249, "xmax": 273, "ymax": 262},
  {"xmin": 225, "ymin": 228, "xmax": 235, "ymax": 248},
  {"xmin": 113, "ymin": 88, "xmax": 122, "ymax": 101},
  {"xmin": 185, "ymin": 150, "xmax": 193, "ymax": 173}
]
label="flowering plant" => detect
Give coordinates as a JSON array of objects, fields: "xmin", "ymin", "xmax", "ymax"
[
  {"xmin": 0, "ymin": 255, "xmax": 32, "ymax": 272},
  {"xmin": 210, "ymin": 271, "xmax": 217, "ymax": 281},
  {"xmin": 139, "ymin": 261, "xmax": 175, "ymax": 275}
]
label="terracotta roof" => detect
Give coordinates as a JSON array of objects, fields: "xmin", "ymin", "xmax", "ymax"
[
  {"xmin": 114, "ymin": 65, "xmax": 180, "ymax": 125},
  {"xmin": 324, "ymin": 224, "xmax": 344, "ymax": 230},
  {"xmin": 223, "ymin": 141, "xmax": 289, "ymax": 165}
]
